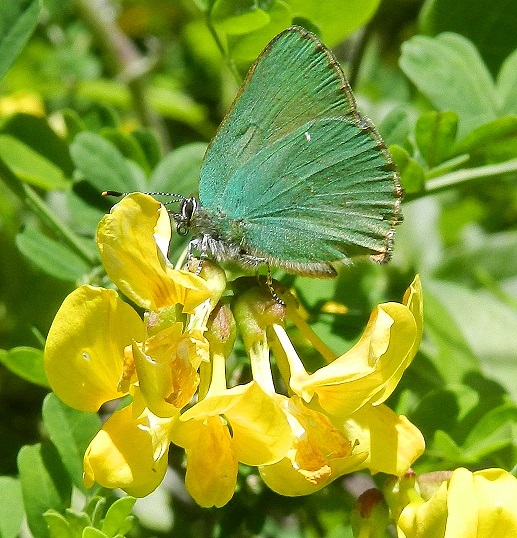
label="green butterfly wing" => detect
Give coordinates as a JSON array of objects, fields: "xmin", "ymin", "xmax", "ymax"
[{"xmin": 199, "ymin": 26, "xmax": 402, "ymax": 272}]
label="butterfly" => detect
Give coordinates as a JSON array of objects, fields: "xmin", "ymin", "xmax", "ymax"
[{"xmin": 108, "ymin": 26, "xmax": 403, "ymax": 279}]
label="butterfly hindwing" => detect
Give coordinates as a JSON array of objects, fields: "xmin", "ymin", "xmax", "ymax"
[{"xmin": 220, "ymin": 117, "xmax": 399, "ymax": 264}]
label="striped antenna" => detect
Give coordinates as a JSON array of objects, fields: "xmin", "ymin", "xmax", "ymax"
[{"xmin": 102, "ymin": 191, "xmax": 187, "ymax": 205}]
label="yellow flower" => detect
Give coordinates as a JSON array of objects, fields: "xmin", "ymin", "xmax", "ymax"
[
  {"xmin": 171, "ymin": 382, "xmax": 292, "ymax": 507},
  {"xmin": 286, "ymin": 276, "xmax": 423, "ymax": 420},
  {"xmin": 83, "ymin": 401, "xmax": 175, "ymax": 497},
  {"xmin": 133, "ymin": 323, "xmax": 209, "ymax": 418},
  {"xmin": 0, "ymin": 91, "xmax": 45, "ymax": 117},
  {"xmin": 257, "ymin": 277, "xmax": 424, "ymax": 495},
  {"xmin": 97, "ymin": 193, "xmax": 210, "ymax": 313},
  {"xmin": 259, "ymin": 395, "xmax": 368, "ymax": 496},
  {"xmin": 44, "ymin": 285, "xmax": 145, "ymax": 412},
  {"xmin": 397, "ymin": 468, "xmax": 517, "ymax": 538}
]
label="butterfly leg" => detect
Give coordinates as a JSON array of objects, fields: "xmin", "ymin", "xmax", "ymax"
[{"xmin": 265, "ymin": 264, "xmax": 285, "ymax": 306}]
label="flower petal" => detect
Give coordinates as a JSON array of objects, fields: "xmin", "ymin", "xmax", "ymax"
[
  {"xmin": 176, "ymin": 381, "xmax": 292, "ymax": 466},
  {"xmin": 343, "ymin": 404, "xmax": 425, "ymax": 475},
  {"xmin": 83, "ymin": 403, "xmax": 173, "ymax": 497},
  {"xmin": 44, "ymin": 286, "xmax": 145, "ymax": 412},
  {"xmin": 134, "ymin": 324, "xmax": 208, "ymax": 417},
  {"xmin": 371, "ymin": 275, "xmax": 423, "ymax": 405},
  {"xmin": 447, "ymin": 468, "xmax": 517, "ymax": 537},
  {"xmin": 97, "ymin": 193, "xmax": 210, "ymax": 312},
  {"xmin": 259, "ymin": 396, "xmax": 368, "ymax": 496},
  {"xmin": 293, "ymin": 302, "xmax": 417, "ymax": 419},
  {"xmin": 397, "ymin": 480, "xmax": 449, "ymax": 538},
  {"xmin": 183, "ymin": 416, "xmax": 238, "ymax": 508}
]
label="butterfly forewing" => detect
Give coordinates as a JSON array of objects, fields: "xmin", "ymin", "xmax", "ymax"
[{"xmin": 200, "ymin": 26, "xmax": 359, "ymax": 209}]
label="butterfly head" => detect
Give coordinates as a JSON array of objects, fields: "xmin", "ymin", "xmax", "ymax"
[{"xmin": 174, "ymin": 197, "xmax": 199, "ymax": 236}]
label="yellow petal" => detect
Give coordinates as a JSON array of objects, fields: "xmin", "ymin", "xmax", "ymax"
[
  {"xmin": 183, "ymin": 415, "xmax": 238, "ymax": 508},
  {"xmin": 44, "ymin": 286, "xmax": 145, "ymax": 412},
  {"xmin": 83, "ymin": 404, "xmax": 173, "ymax": 497},
  {"xmin": 259, "ymin": 396, "xmax": 368, "ymax": 496},
  {"xmin": 134, "ymin": 324, "xmax": 208, "ymax": 417},
  {"xmin": 295, "ymin": 302, "xmax": 417, "ymax": 418},
  {"xmin": 343, "ymin": 404, "xmax": 425, "ymax": 475},
  {"xmin": 473, "ymin": 469, "xmax": 517, "ymax": 536},
  {"xmin": 97, "ymin": 193, "xmax": 210, "ymax": 312},
  {"xmin": 446, "ymin": 468, "xmax": 517, "ymax": 537},
  {"xmin": 397, "ymin": 480, "xmax": 449, "ymax": 538},
  {"xmin": 372, "ymin": 275, "xmax": 423, "ymax": 404},
  {"xmin": 176, "ymin": 382, "xmax": 292, "ymax": 466}
]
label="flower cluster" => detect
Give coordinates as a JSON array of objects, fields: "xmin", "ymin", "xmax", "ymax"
[{"xmin": 44, "ymin": 193, "xmax": 425, "ymax": 507}]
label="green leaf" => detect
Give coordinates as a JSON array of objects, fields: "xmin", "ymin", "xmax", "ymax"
[
  {"xmin": 211, "ymin": 0, "xmax": 271, "ymax": 34},
  {"xmin": 42, "ymin": 393, "xmax": 102, "ymax": 492},
  {"xmin": 0, "ymin": 477, "xmax": 24, "ymax": 538},
  {"xmin": 378, "ymin": 107, "xmax": 410, "ymax": 147},
  {"xmin": 15, "ymin": 226, "xmax": 92, "ymax": 281},
  {"xmin": 226, "ymin": 0, "xmax": 292, "ymax": 65},
  {"xmin": 101, "ymin": 128, "xmax": 152, "ymax": 176},
  {"xmin": 0, "ymin": 113, "xmax": 74, "ymax": 176},
  {"xmin": 76, "ymin": 80, "xmax": 210, "ymax": 133},
  {"xmin": 419, "ymin": 0, "xmax": 517, "ymax": 76},
  {"xmin": 131, "ymin": 128, "xmax": 162, "ymax": 170},
  {"xmin": 18, "ymin": 443, "xmax": 72, "ymax": 538},
  {"xmin": 83, "ymin": 527, "xmax": 107, "ymax": 538},
  {"xmin": 225, "ymin": 0, "xmax": 383, "ymax": 65},
  {"xmin": 286, "ymin": 0, "xmax": 382, "ymax": 46},
  {"xmin": 463, "ymin": 404, "xmax": 517, "ymax": 460},
  {"xmin": 0, "ymin": 346, "xmax": 48, "ymax": 387},
  {"xmin": 451, "ymin": 116, "xmax": 517, "ymax": 164},
  {"xmin": 70, "ymin": 132, "xmax": 147, "ymax": 194},
  {"xmin": 0, "ymin": 0, "xmax": 41, "ymax": 80},
  {"xmin": 84, "ymin": 497, "xmax": 107, "ymax": 528},
  {"xmin": 64, "ymin": 508, "xmax": 92, "ymax": 536},
  {"xmin": 434, "ymin": 229, "xmax": 517, "ymax": 286},
  {"xmin": 0, "ymin": 134, "xmax": 70, "ymax": 190},
  {"xmin": 415, "ymin": 111, "xmax": 458, "ymax": 168},
  {"xmin": 149, "ymin": 142, "xmax": 207, "ymax": 194},
  {"xmin": 432, "ymin": 430, "xmax": 467, "ymax": 462},
  {"xmin": 497, "ymin": 49, "xmax": 517, "ymax": 115},
  {"xmin": 62, "ymin": 109, "xmax": 88, "ymax": 142},
  {"xmin": 426, "ymin": 279, "xmax": 517, "ymax": 402},
  {"xmin": 101, "ymin": 497, "xmax": 136, "ymax": 537},
  {"xmin": 45, "ymin": 510, "xmax": 74, "ymax": 538},
  {"xmin": 423, "ymin": 279, "xmax": 481, "ymax": 385},
  {"xmin": 389, "ymin": 144, "xmax": 425, "ymax": 194},
  {"xmin": 400, "ymin": 33, "xmax": 498, "ymax": 137}
]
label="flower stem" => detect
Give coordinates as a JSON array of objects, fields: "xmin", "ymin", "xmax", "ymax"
[{"xmin": 287, "ymin": 307, "xmax": 337, "ymax": 363}]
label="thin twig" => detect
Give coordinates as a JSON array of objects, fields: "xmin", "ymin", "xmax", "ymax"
[{"xmin": 75, "ymin": 0, "xmax": 170, "ymax": 151}]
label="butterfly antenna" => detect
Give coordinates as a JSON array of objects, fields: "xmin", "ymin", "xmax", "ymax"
[{"xmin": 102, "ymin": 191, "xmax": 186, "ymax": 205}]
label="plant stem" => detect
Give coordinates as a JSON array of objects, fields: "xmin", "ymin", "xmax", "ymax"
[
  {"xmin": 406, "ymin": 158, "xmax": 517, "ymax": 202},
  {"xmin": 206, "ymin": 17, "xmax": 243, "ymax": 85},
  {"xmin": 75, "ymin": 0, "xmax": 170, "ymax": 151}
]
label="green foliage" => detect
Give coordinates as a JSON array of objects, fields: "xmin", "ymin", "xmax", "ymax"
[
  {"xmin": 0, "ymin": 0, "xmax": 41, "ymax": 81},
  {"xmin": 1, "ymin": 0, "xmax": 517, "ymax": 536},
  {"xmin": 0, "ymin": 476, "xmax": 24, "ymax": 538}
]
